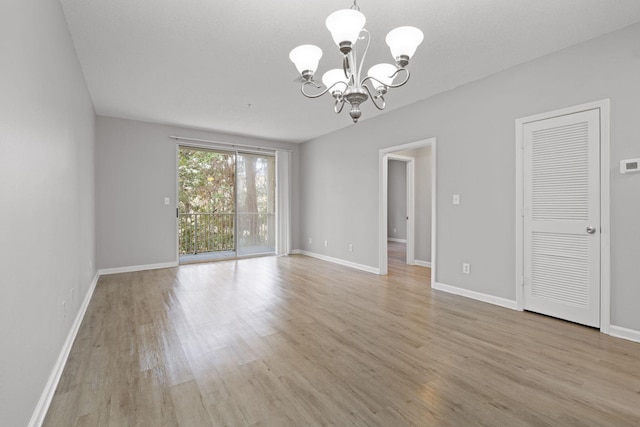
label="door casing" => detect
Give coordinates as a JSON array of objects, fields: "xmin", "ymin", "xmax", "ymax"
[{"xmin": 378, "ymin": 137, "xmax": 437, "ymax": 284}]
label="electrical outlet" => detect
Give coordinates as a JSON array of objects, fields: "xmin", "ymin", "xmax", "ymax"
[
  {"xmin": 462, "ymin": 263, "xmax": 470, "ymax": 274},
  {"xmin": 308, "ymin": 237, "xmax": 312, "ymax": 244},
  {"xmin": 393, "ymin": 228, "xmax": 397, "ymax": 233},
  {"xmin": 453, "ymin": 194, "xmax": 461, "ymax": 205},
  {"xmin": 324, "ymin": 240, "xmax": 328, "ymax": 247},
  {"xmin": 348, "ymin": 244, "xmax": 353, "ymax": 252}
]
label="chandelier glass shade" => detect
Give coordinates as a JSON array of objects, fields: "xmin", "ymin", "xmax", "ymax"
[
  {"xmin": 326, "ymin": 9, "xmax": 366, "ymax": 48},
  {"xmin": 289, "ymin": 1, "xmax": 423, "ymax": 123},
  {"xmin": 321, "ymin": 69, "xmax": 348, "ymax": 93}
]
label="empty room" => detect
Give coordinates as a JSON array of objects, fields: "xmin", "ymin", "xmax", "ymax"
[{"xmin": 2, "ymin": 0, "xmax": 640, "ymax": 425}]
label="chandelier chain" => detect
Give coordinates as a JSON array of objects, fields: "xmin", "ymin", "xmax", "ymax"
[{"xmin": 350, "ymin": 0, "xmax": 360, "ymax": 12}]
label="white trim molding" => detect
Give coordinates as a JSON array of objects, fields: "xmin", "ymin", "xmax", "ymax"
[
  {"xmin": 434, "ymin": 282, "xmax": 518, "ymax": 310},
  {"xmin": 388, "ymin": 238, "xmax": 407, "ymax": 243},
  {"xmin": 609, "ymin": 325, "xmax": 640, "ymax": 344},
  {"xmin": 413, "ymin": 260, "xmax": 432, "ymax": 268},
  {"xmin": 29, "ymin": 272, "xmax": 100, "ymax": 427},
  {"xmin": 292, "ymin": 250, "xmax": 380, "ymax": 275},
  {"xmin": 99, "ymin": 261, "xmax": 178, "ymax": 275}
]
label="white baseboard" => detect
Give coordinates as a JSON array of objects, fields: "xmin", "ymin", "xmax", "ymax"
[
  {"xmin": 99, "ymin": 261, "xmax": 178, "ymax": 275},
  {"xmin": 293, "ymin": 250, "xmax": 380, "ymax": 275},
  {"xmin": 29, "ymin": 271, "xmax": 100, "ymax": 427},
  {"xmin": 609, "ymin": 325, "xmax": 640, "ymax": 344},
  {"xmin": 388, "ymin": 238, "xmax": 407, "ymax": 243},
  {"xmin": 433, "ymin": 282, "xmax": 518, "ymax": 310},
  {"xmin": 413, "ymin": 260, "xmax": 432, "ymax": 268}
]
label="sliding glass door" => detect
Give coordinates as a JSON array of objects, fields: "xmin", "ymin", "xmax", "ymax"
[
  {"xmin": 236, "ymin": 153, "xmax": 276, "ymax": 256},
  {"xmin": 178, "ymin": 146, "xmax": 275, "ymax": 262}
]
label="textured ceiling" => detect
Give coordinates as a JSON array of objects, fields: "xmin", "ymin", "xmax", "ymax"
[{"xmin": 60, "ymin": 0, "xmax": 640, "ymax": 143}]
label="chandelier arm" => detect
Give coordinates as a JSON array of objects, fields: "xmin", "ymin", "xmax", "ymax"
[
  {"xmin": 301, "ymin": 81, "xmax": 347, "ymax": 99},
  {"xmin": 300, "ymin": 80, "xmax": 329, "ymax": 98},
  {"xmin": 362, "ymin": 83, "xmax": 386, "ymax": 110},
  {"xmin": 360, "ymin": 76, "xmax": 385, "ymax": 90},
  {"xmin": 334, "ymin": 98, "xmax": 346, "ymax": 114},
  {"xmin": 356, "ymin": 29, "xmax": 371, "ymax": 84},
  {"xmin": 359, "ymin": 68, "xmax": 410, "ymax": 92},
  {"xmin": 384, "ymin": 68, "xmax": 411, "ymax": 89}
]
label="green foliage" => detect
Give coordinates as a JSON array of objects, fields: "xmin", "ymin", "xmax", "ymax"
[{"xmin": 178, "ymin": 148, "xmax": 235, "ymax": 214}]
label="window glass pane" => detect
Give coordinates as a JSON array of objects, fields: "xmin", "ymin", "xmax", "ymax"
[
  {"xmin": 237, "ymin": 153, "xmax": 276, "ymax": 255},
  {"xmin": 178, "ymin": 147, "xmax": 236, "ymax": 257}
]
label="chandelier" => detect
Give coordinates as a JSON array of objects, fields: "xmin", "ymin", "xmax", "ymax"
[{"xmin": 289, "ymin": 0, "xmax": 424, "ymax": 123}]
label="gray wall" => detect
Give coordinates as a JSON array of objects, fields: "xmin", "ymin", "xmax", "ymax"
[
  {"xmin": 387, "ymin": 160, "xmax": 407, "ymax": 240},
  {"xmin": 0, "ymin": 1, "xmax": 96, "ymax": 425},
  {"xmin": 96, "ymin": 116, "xmax": 300, "ymax": 270},
  {"xmin": 299, "ymin": 23, "xmax": 640, "ymax": 332},
  {"xmin": 398, "ymin": 146, "xmax": 432, "ymax": 263}
]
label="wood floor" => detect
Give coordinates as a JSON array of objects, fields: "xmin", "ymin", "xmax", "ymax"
[{"xmin": 44, "ymin": 243, "xmax": 640, "ymax": 426}]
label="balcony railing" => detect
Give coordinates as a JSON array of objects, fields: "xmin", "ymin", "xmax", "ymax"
[
  {"xmin": 178, "ymin": 213, "xmax": 234, "ymax": 255},
  {"xmin": 178, "ymin": 212, "xmax": 275, "ymax": 255}
]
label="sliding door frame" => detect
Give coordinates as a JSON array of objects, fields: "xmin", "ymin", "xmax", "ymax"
[{"xmin": 175, "ymin": 143, "xmax": 277, "ymax": 263}]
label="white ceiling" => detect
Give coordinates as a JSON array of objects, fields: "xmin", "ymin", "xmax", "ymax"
[{"xmin": 60, "ymin": 0, "xmax": 640, "ymax": 143}]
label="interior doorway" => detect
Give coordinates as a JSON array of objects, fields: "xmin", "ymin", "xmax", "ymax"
[
  {"xmin": 177, "ymin": 145, "xmax": 276, "ymax": 263},
  {"xmin": 379, "ymin": 138, "xmax": 437, "ymax": 285},
  {"xmin": 386, "ymin": 154, "xmax": 415, "ymax": 266}
]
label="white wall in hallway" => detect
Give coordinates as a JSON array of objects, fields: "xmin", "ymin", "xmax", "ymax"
[{"xmin": 388, "ymin": 160, "xmax": 407, "ymax": 240}]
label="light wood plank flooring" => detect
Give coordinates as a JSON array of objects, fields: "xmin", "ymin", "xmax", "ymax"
[{"xmin": 44, "ymin": 243, "xmax": 640, "ymax": 426}]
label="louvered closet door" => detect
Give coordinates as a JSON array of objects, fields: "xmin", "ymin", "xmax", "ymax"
[{"xmin": 523, "ymin": 109, "xmax": 600, "ymax": 327}]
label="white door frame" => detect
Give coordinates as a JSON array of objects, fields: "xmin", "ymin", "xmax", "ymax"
[
  {"xmin": 387, "ymin": 154, "xmax": 415, "ymax": 265},
  {"xmin": 379, "ymin": 137, "xmax": 437, "ymax": 287},
  {"xmin": 515, "ymin": 99, "xmax": 611, "ymax": 332}
]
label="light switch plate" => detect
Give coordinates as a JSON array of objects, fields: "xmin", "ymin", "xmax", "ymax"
[
  {"xmin": 453, "ymin": 194, "xmax": 460, "ymax": 205},
  {"xmin": 164, "ymin": 197, "xmax": 170, "ymax": 205}
]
